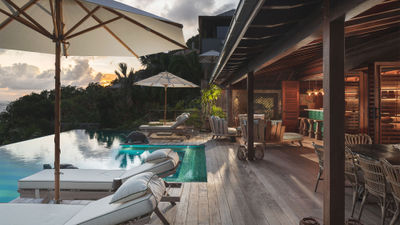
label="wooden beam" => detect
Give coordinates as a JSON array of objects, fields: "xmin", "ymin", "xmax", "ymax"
[
  {"xmin": 64, "ymin": 5, "xmax": 101, "ymax": 37},
  {"xmin": 74, "ymin": 0, "xmax": 139, "ymax": 58},
  {"xmin": 3, "ymin": 0, "xmax": 52, "ymax": 37},
  {"xmin": 0, "ymin": 0, "xmax": 38, "ymax": 31},
  {"xmin": 65, "ymin": 16, "xmax": 122, "ymax": 40},
  {"xmin": 247, "ymin": 71, "xmax": 255, "ymax": 160},
  {"xmin": 103, "ymin": 7, "xmax": 187, "ymax": 50},
  {"xmin": 322, "ymin": 0, "xmax": 345, "ymax": 223}
]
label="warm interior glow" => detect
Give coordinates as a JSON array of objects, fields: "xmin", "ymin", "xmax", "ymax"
[{"xmin": 99, "ymin": 74, "xmax": 117, "ymax": 87}]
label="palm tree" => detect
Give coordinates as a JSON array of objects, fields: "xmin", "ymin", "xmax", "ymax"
[{"xmin": 114, "ymin": 63, "xmax": 135, "ymax": 106}]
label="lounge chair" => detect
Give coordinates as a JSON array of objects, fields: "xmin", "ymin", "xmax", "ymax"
[
  {"xmin": 139, "ymin": 113, "xmax": 192, "ymax": 138},
  {"xmin": 18, "ymin": 149, "xmax": 181, "ymax": 201},
  {"xmin": 1, "ymin": 172, "xmax": 174, "ymax": 225},
  {"xmin": 209, "ymin": 116, "xmax": 238, "ymax": 140}
]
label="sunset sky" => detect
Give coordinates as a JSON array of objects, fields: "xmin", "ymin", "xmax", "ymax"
[{"xmin": 0, "ymin": 0, "xmax": 238, "ymax": 101}]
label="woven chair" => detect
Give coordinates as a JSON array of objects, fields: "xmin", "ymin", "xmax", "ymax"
[
  {"xmin": 312, "ymin": 142, "xmax": 324, "ymax": 192},
  {"xmin": 358, "ymin": 156, "xmax": 389, "ymax": 225},
  {"xmin": 345, "ymin": 146, "xmax": 364, "ymax": 217},
  {"xmin": 381, "ymin": 159, "xmax": 400, "ymax": 225},
  {"xmin": 345, "ymin": 133, "xmax": 372, "ymax": 146}
]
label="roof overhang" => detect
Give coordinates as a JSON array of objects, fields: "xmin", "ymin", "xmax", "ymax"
[{"xmin": 210, "ymin": 0, "xmax": 386, "ymax": 87}]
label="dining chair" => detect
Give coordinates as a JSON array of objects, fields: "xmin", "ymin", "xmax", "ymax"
[
  {"xmin": 312, "ymin": 142, "xmax": 324, "ymax": 192},
  {"xmin": 358, "ymin": 155, "xmax": 389, "ymax": 225},
  {"xmin": 345, "ymin": 146, "xmax": 364, "ymax": 217},
  {"xmin": 381, "ymin": 159, "xmax": 400, "ymax": 225},
  {"xmin": 345, "ymin": 133, "xmax": 373, "ymax": 146}
]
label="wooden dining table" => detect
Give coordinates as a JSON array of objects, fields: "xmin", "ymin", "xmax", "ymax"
[{"xmin": 349, "ymin": 144, "xmax": 400, "ymax": 165}]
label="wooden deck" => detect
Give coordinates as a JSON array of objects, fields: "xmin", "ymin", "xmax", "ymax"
[
  {"xmin": 148, "ymin": 135, "xmax": 381, "ymax": 225},
  {"xmin": 11, "ymin": 134, "xmax": 382, "ymax": 224}
]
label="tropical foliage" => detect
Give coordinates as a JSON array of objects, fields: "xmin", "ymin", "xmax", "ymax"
[
  {"xmin": 201, "ymin": 84, "xmax": 224, "ymax": 119},
  {"xmin": 0, "ymin": 43, "xmax": 204, "ymax": 145}
]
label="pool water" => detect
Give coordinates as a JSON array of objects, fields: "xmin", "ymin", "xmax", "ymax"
[{"xmin": 0, "ymin": 130, "xmax": 206, "ymax": 203}]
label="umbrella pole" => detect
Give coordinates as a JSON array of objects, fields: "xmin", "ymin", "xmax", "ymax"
[
  {"xmin": 164, "ymin": 86, "xmax": 167, "ymax": 125},
  {"xmin": 54, "ymin": 0, "xmax": 63, "ymax": 204}
]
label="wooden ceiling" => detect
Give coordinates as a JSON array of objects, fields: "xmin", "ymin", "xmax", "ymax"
[{"xmin": 215, "ymin": 0, "xmax": 400, "ymax": 87}]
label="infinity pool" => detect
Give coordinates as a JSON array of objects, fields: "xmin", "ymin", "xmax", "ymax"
[{"xmin": 0, "ymin": 130, "xmax": 206, "ymax": 202}]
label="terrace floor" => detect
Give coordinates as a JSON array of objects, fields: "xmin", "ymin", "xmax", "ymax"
[
  {"xmin": 11, "ymin": 134, "xmax": 383, "ymax": 224},
  {"xmin": 147, "ymin": 134, "xmax": 382, "ymax": 225}
]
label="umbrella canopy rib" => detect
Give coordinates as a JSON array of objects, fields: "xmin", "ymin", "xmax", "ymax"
[
  {"xmin": 104, "ymin": 7, "xmax": 187, "ymax": 50},
  {"xmin": 0, "ymin": 0, "xmax": 38, "ymax": 30},
  {"xmin": 63, "ymin": 5, "xmax": 101, "ymax": 37},
  {"xmin": 74, "ymin": 0, "xmax": 139, "ymax": 58},
  {"xmin": 0, "ymin": 7, "xmax": 53, "ymax": 38},
  {"xmin": 3, "ymin": 0, "xmax": 51, "ymax": 36},
  {"xmin": 65, "ymin": 15, "xmax": 122, "ymax": 40}
]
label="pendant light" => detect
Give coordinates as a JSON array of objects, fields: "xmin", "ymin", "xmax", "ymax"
[
  {"xmin": 306, "ymin": 80, "xmax": 313, "ymax": 96},
  {"xmin": 313, "ymin": 80, "xmax": 319, "ymax": 95}
]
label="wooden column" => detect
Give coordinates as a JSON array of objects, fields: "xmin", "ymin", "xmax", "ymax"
[
  {"xmin": 247, "ymin": 71, "xmax": 255, "ymax": 160},
  {"xmin": 322, "ymin": 0, "xmax": 345, "ymax": 223},
  {"xmin": 226, "ymin": 85, "xmax": 233, "ymax": 126}
]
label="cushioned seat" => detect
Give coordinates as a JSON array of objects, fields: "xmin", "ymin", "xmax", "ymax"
[
  {"xmin": 18, "ymin": 149, "xmax": 180, "ymax": 200},
  {"xmin": 283, "ymin": 132, "xmax": 303, "ymax": 142}
]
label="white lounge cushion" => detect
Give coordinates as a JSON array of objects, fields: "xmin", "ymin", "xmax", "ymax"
[
  {"xmin": 0, "ymin": 203, "xmax": 84, "ymax": 225},
  {"xmin": 145, "ymin": 148, "xmax": 173, "ymax": 163},
  {"xmin": 18, "ymin": 169, "xmax": 125, "ymax": 190},
  {"xmin": 110, "ymin": 172, "xmax": 158, "ymax": 204},
  {"xmin": 139, "ymin": 124, "xmax": 173, "ymax": 130},
  {"xmin": 120, "ymin": 152, "xmax": 179, "ymax": 182}
]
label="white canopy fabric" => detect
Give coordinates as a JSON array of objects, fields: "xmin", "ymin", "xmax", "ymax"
[
  {"xmin": 134, "ymin": 71, "xmax": 199, "ymax": 88},
  {"xmin": 0, "ymin": 0, "xmax": 186, "ymax": 56}
]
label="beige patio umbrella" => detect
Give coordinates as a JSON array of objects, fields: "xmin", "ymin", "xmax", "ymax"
[
  {"xmin": 134, "ymin": 71, "xmax": 199, "ymax": 124},
  {"xmin": 0, "ymin": 0, "xmax": 186, "ymax": 202}
]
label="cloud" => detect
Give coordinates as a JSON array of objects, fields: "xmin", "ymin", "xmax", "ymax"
[{"xmin": 0, "ymin": 59, "xmax": 101, "ymax": 91}]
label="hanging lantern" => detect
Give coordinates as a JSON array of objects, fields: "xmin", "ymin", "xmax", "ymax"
[{"xmin": 319, "ymin": 88, "xmax": 324, "ymax": 95}]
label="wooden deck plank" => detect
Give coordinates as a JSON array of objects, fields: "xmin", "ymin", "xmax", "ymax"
[
  {"xmin": 198, "ymin": 183, "xmax": 210, "ymax": 225},
  {"xmin": 173, "ymin": 183, "xmax": 191, "ymax": 225},
  {"xmin": 185, "ymin": 183, "xmax": 199, "ymax": 225},
  {"xmin": 205, "ymin": 145, "xmax": 235, "ymax": 225}
]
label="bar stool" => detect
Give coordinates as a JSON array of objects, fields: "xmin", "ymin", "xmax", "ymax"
[
  {"xmin": 298, "ymin": 117, "xmax": 306, "ymax": 135},
  {"xmin": 314, "ymin": 120, "xmax": 323, "ymax": 140},
  {"xmin": 302, "ymin": 117, "xmax": 309, "ymax": 136},
  {"xmin": 307, "ymin": 119, "xmax": 315, "ymax": 138}
]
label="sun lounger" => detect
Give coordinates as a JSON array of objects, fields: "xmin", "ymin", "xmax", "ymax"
[
  {"xmin": 18, "ymin": 149, "xmax": 181, "ymax": 200},
  {"xmin": 2, "ymin": 172, "xmax": 173, "ymax": 225},
  {"xmin": 139, "ymin": 113, "xmax": 192, "ymax": 138}
]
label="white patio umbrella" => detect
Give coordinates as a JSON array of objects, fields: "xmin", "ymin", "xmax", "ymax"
[
  {"xmin": 0, "ymin": 0, "xmax": 186, "ymax": 202},
  {"xmin": 134, "ymin": 71, "xmax": 199, "ymax": 124}
]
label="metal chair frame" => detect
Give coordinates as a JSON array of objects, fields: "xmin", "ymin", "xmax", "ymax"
[{"xmin": 312, "ymin": 142, "xmax": 324, "ymax": 192}]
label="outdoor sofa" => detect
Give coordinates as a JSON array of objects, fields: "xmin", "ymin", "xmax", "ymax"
[
  {"xmin": 18, "ymin": 148, "xmax": 181, "ymax": 201},
  {"xmin": 139, "ymin": 112, "xmax": 192, "ymax": 138},
  {"xmin": 209, "ymin": 115, "xmax": 238, "ymax": 140},
  {"xmin": 1, "ymin": 172, "xmax": 174, "ymax": 225}
]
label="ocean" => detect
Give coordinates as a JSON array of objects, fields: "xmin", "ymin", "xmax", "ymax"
[{"xmin": 0, "ymin": 102, "xmax": 8, "ymax": 113}]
